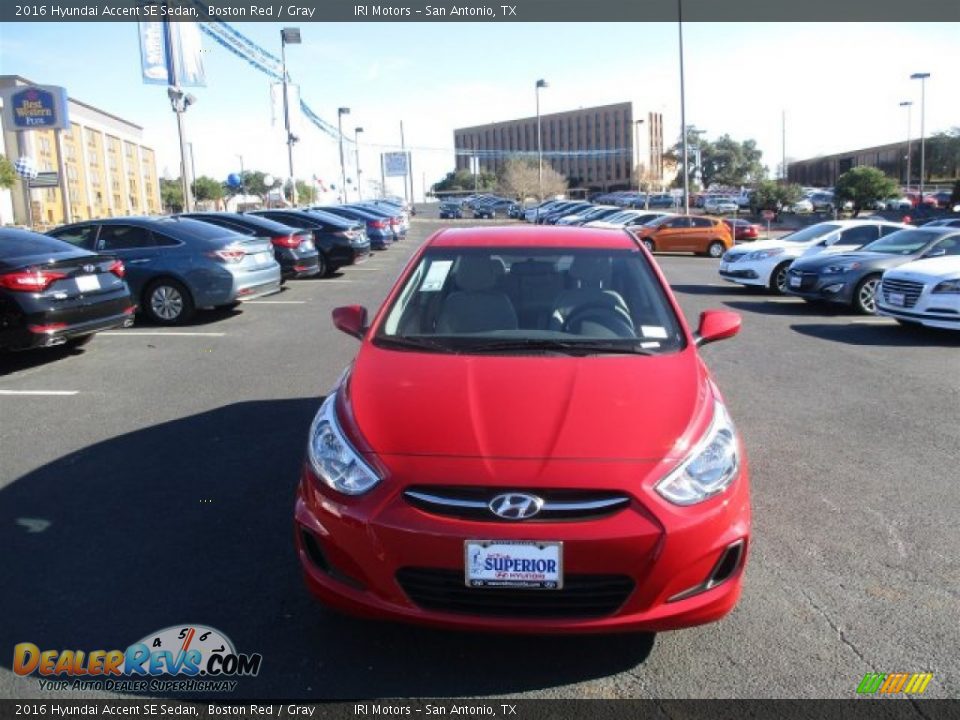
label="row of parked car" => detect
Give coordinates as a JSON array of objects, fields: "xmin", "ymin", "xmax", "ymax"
[
  {"xmin": 0, "ymin": 198, "xmax": 411, "ymax": 352},
  {"xmin": 438, "ymin": 194, "xmax": 521, "ymax": 220},
  {"xmin": 718, "ymin": 217, "xmax": 960, "ymax": 325}
]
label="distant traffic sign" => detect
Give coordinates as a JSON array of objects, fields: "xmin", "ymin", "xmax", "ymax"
[
  {"xmin": 28, "ymin": 172, "xmax": 60, "ymax": 188},
  {"xmin": 762, "ymin": 210, "xmax": 776, "ymax": 220}
]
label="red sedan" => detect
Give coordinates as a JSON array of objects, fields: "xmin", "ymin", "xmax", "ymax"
[
  {"xmin": 295, "ymin": 226, "xmax": 750, "ymax": 634},
  {"xmin": 723, "ymin": 218, "xmax": 760, "ymax": 242}
]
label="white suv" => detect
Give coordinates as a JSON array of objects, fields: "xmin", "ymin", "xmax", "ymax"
[{"xmin": 718, "ymin": 220, "xmax": 911, "ymax": 294}]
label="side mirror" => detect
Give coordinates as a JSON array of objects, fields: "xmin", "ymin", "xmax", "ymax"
[
  {"xmin": 694, "ymin": 310, "xmax": 741, "ymax": 347},
  {"xmin": 924, "ymin": 247, "xmax": 947, "ymax": 258},
  {"xmin": 332, "ymin": 305, "xmax": 368, "ymax": 339}
]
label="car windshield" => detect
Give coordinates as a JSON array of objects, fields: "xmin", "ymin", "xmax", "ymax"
[
  {"xmin": 376, "ymin": 247, "xmax": 685, "ymax": 355},
  {"xmin": 860, "ymin": 229, "xmax": 955, "ymax": 255},
  {"xmin": 603, "ymin": 212, "xmax": 635, "ymax": 224},
  {"xmin": 780, "ymin": 223, "xmax": 841, "ymax": 243}
]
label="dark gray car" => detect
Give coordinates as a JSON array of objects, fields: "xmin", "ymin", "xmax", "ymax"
[{"xmin": 786, "ymin": 227, "xmax": 960, "ymax": 314}]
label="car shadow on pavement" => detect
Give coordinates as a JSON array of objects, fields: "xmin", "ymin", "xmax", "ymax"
[
  {"xmin": 722, "ymin": 300, "xmax": 849, "ymax": 317},
  {"xmin": 670, "ymin": 284, "xmax": 760, "ymax": 296},
  {"xmin": 0, "ymin": 344, "xmax": 90, "ymax": 377},
  {"xmin": 0, "ymin": 397, "xmax": 654, "ymax": 700},
  {"xmin": 790, "ymin": 322, "xmax": 960, "ymax": 348}
]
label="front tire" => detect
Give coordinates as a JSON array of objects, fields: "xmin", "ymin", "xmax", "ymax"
[
  {"xmin": 769, "ymin": 262, "xmax": 791, "ymax": 295},
  {"xmin": 641, "ymin": 238, "xmax": 655, "ymax": 253},
  {"xmin": 707, "ymin": 241, "xmax": 725, "ymax": 258},
  {"xmin": 144, "ymin": 278, "xmax": 195, "ymax": 325},
  {"xmin": 854, "ymin": 275, "xmax": 881, "ymax": 315}
]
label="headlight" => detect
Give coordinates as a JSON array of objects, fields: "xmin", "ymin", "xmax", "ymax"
[
  {"xmin": 656, "ymin": 402, "xmax": 740, "ymax": 506},
  {"xmin": 932, "ymin": 279, "xmax": 960, "ymax": 294},
  {"xmin": 307, "ymin": 394, "xmax": 382, "ymax": 495},
  {"xmin": 822, "ymin": 262, "xmax": 861, "ymax": 275},
  {"xmin": 746, "ymin": 248, "xmax": 785, "ymax": 261}
]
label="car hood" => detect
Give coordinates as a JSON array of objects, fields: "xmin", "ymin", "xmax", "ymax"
[
  {"xmin": 346, "ymin": 346, "xmax": 711, "ymax": 461},
  {"xmin": 791, "ymin": 251, "xmax": 906, "ymax": 271},
  {"xmin": 884, "ymin": 255, "xmax": 960, "ymax": 281}
]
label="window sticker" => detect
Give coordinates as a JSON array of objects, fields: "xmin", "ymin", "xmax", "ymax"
[
  {"xmin": 641, "ymin": 325, "xmax": 668, "ymax": 339},
  {"xmin": 640, "ymin": 341, "xmax": 661, "ymax": 349},
  {"xmin": 420, "ymin": 260, "xmax": 453, "ymax": 292}
]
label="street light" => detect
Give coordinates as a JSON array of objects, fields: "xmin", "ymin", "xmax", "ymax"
[
  {"xmin": 535, "ymin": 79, "xmax": 548, "ymax": 203},
  {"xmin": 899, "ymin": 101, "xmax": 913, "ymax": 191},
  {"xmin": 677, "ymin": 0, "xmax": 689, "ymax": 215},
  {"xmin": 337, "ymin": 107, "xmax": 351, "ymax": 204},
  {"xmin": 281, "ymin": 27, "xmax": 301, "ymax": 205},
  {"xmin": 354, "ymin": 127, "xmax": 364, "ymax": 201},
  {"xmin": 236, "ymin": 154, "xmax": 245, "ymax": 198},
  {"xmin": 910, "ymin": 72, "xmax": 930, "ymax": 203},
  {"xmin": 167, "ymin": 86, "xmax": 196, "ymax": 212}
]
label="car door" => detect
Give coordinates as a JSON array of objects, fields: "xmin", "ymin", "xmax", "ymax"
[
  {"xmin": 686, "ymin": 217, "xmax": 717, "ymax": 252},
  {"xmin": 95, "ymin": 224, "xmax": 161, "ymax": 297},
  {"xmin": 654, "ymin": 216, "xmax": 692, "ymax": 250}
]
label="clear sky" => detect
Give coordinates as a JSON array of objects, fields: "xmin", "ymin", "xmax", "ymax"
[{"xmin": 1, "ymin": 21, "xmax": 958, "ymax": 200}]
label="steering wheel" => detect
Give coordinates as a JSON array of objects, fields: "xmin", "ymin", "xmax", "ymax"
[{"xmin": 562, "ymin": 302, "xmax": 636, "ymax": 338}]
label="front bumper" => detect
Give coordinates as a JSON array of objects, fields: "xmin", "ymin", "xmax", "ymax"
[
  {"xmin": 784, "ymin": 271, "xmax": 855, "ymax": 304},
  {"xmin": 294, "ymin": 456, "xmax": 750, "ymax": 634},
  {"xmin": 718, "ymin": 257, "xmax": 776, "ymax": 286},
  {"xmin": 878, "ymin": 302, "xmax": 960, "ymax": 329}
]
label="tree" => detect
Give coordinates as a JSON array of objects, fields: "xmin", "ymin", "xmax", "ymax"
[
  {"xmin": 191, "ymin": 176, "xmax": 225, "ymax": 204},
  {"xmin": 0, "ymin": 154, "xmax": 15, "ymax": 190},
  {"xmin": 751, "ymin": 180, "xmax": 803, "ymax": 215},
  {"xmin": 432, "ymin": 169, "xmax": 496, "ymax": 193},
  {"xmin": 670, "ymin": 128, "xmax": 766, "ymax": 189},
  {"xmin": 633, "ymin": 165, "xmax": 662, "ymax": 208},
  {"xmin": 497, "ymin": 157, "xmax": 567, "ymax": 201},
  {"xmin": 160, "ymin": 178, "xmax": 183, "ymax": 213},
  {"xmin": 834, "ymin": 166, "xmax": 898, "ymax": 217},
  {"xmin": 284, "ymin": 179, "xmax": 317, "ymax": 204},
  {"xmin": 924, "ymin": 128, "xmax": 960, "ymax": 182}
]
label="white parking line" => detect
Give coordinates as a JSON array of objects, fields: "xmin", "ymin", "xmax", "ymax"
[
  {"xmin": 98, "ymin": 331, "xmax": 226, "ymax": 337},
  {"xmin": 851, "ymin": 319, "xmax": 897, "ymax": 325},
  {"xmin": 244, "ymin": 300, "xmax": 307, "ymax": 304},
  {"xmin": 0, "ymin": 390, "xmax": 78, "ymax": 396},
  {"xmin": 765, "ymin": 298, "xmax": 803, "ymax": 303}
]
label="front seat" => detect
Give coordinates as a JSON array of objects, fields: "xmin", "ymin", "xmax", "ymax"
[
  {"xmin": 550, "ymin": 256, "xmax": 632, "ymax": 333},
  {"xmin": 436, "ymin": 256, "xmax": 518, "ymax": 334}
]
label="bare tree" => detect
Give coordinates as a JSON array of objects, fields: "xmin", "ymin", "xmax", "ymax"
[
  {"xmin": 633, "ymin": 163, "xmax": 662, "ymax": 208},
  {"xmin": 498, "ymin": 157, "xmax": 568, "ymax": 202}
]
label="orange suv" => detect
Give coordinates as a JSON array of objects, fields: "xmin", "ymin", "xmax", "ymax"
[{"xmin": 630, "ymin": 215, "xmax": 733, "ymax": 258}]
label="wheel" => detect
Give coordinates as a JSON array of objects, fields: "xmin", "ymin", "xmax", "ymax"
[
  {"xmin": 769, "ymin": 262, "xmax": 791, "ymax": 295},
  {"xmin": 854, "ymin": 275, "xmax": 881, "ymax": 315},
  {"xmin": 66, "ymin": 334, "xmax": 95, "ymax": 348},
  {"xmin": 707, "ymin": 241, "xmax": 725, "ymax": 258},
  {"xmin": 641, "ymin": 238, "xmax": 655, "ymax": 253},
  {"xmin": 316, "ymin": 252, "xmax": 329, "ymax": 278},
  {"xmin": 143, "ymin": 278, "xmax": 194, "ymax": 325}
]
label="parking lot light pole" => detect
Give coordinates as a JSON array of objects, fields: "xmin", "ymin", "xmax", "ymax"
[
  {"xmin": 910, "ymin": 73, "xmax": 929, "ymax": 203},
  {"xmin": 633, "ymin": 118, "xmax": 645, "ymax": 195},
  {"xmin": 280, "ymin": 27, "xmax": 301, "ymax": 206},
  {"xmin": 338, "ymin": 107, "xmax": 350, "ymax": 204},
  {"xmin": 899, "ymin": 101, "xmax": 913, "ymax": 191},
  {"xmin": 677, "ymin": 0, "xmax": 689, "ymax": 215},
  {"xmin": 354, "ymin": 127, "xmax": 364, "ymax": 201},
  {"xmin": 236, "ymin": 154, "xmax": 245, "ymax": 198},
  {"xmin": 536, "ymin": 79, "xmax": 548, "ymax": 201}
]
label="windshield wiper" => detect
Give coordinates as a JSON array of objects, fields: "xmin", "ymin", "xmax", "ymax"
[
  {"xmin": 373, "ymin": 336, "xmax": 459, "ymax": 353},
  {"xmin": 465, "ymin": 338, "xmax": 658, "ymax": 356}
]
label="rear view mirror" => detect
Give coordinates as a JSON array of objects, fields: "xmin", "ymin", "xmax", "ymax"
[
  {"xmin": 332, "ymin": 305, "xmax": 368, "ymax": 339},
  {"xmin": 695, "ymin": 310, "xmax": 741, "ymax": 347}
]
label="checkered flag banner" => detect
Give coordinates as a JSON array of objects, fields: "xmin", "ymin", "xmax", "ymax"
[{"xmin": 14, "ymin": 156, "xmax": 38, "ymax": 180}]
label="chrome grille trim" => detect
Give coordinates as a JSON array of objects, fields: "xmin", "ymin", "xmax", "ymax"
[{"xmin": 403, "ymin": 488, "xmax": 631, "ymax": 521}]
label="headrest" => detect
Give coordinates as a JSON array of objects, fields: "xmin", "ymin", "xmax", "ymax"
[
  {"xmin": 569, "ymin": 256, "xmax": 611, "ymax": 286},
  {"xmin": 456, "ymin": 255, "xmax": 499, "ymax": 292}
]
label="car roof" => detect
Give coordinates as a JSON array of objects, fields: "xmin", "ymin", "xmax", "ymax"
[{"xmin": 428, "ymin": 225, "xmax": 639, "ymax": 250}]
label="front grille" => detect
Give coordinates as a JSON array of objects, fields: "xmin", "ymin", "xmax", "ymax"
[
  {"xmin": 396, "ymin": 567, "xmax": 635, "ymax": 618},
  {"xmin": 881, "ymin": 278, "xmax": 924, "ymax": 308},
  {"xmin": 787, "ymin": 269, "xmax": 819, "ymax": 291},
  {"xmin": 403, "ymin": 486, "xmax": 630, "ymax": 522}
]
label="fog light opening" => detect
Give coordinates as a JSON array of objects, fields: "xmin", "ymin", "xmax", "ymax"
[
  {"xmin": 668, "ymin": 539, "xmax": 746, "ymax": 603},
  {"xmin": 299, "ymin": 528, "xmax": 366, "ymax": 590}
]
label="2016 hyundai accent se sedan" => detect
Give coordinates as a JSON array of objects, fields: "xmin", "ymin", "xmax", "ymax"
[{"xmin": 295, "ymin": 226, "xmax": 750, "ymax": 634}]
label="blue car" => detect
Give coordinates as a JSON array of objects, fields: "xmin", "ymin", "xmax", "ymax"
[
  {"xmin": 355, "ymin": 202, "xmax": 408, "ymax": 241},
  {"xmin": 48, "ymin": 216, "xmax": 282, "ymax": 325},
  {"xmin": 313, "ymin": 205, "xmax": 394, "ymax": 249}
]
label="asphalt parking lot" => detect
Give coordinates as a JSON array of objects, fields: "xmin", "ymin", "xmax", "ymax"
[{"xmin": 1, "ymin": 217, "xmax": 958, "ymax": 700}]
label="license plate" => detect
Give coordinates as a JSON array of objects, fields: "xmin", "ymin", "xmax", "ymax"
[
  {"xmin": 253, "ymin": 252, "xmax": 272, "ymax": 265},
  {"xmin": 789, "ymin": 275, "xmax": 802, "ymax": 288},
  {"xmin": 465, "ymin": 540, "xmax": 563, "ymax": 589},
  {"xmin": 889, "ymin": 292, "xmax": 905, "ymax": 306},
  {"xmin": 76, "ymin": 274, "xmax": 100, "ymax": 292}
]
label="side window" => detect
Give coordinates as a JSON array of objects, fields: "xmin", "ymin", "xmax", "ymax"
[
  {"xmin": 690, "ymin": 217, "xmax": 713, "ymax": 228},
  {"xmin": 837, "ymin": 225, "xmax": 879, "ymax": 247},
  {"xmin": 666, "ymin": 217, "xmax": 691, "ymax": 229},
  {"xmin": 152, "ymin": 232, "xmax": 182, "ymax": 247},
  {"xmin": 879, "ymin": 225, "xmax": 902, "ymax": 237},
  {"xmin": 49, "ymin": 225, "xmax": 98, "ymax": 249},
  {"xmin": 931, "ymin": 236, "xmax": 960, "ymax": 256},
  {"xmin": 98, "ymin": 225, "xmax": 155, "ymax": 251}
]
